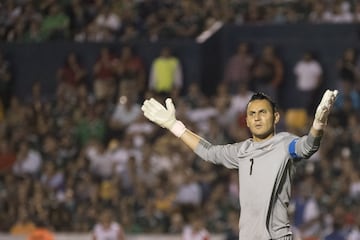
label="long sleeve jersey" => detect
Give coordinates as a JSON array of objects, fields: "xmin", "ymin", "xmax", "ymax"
[{"xmin": 194, "ymin": 132, "xmax": 321, "ymax": 240}]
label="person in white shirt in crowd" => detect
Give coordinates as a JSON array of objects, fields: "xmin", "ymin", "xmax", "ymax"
[
  {"xmin": 347, "ymin": 214, "xmax": 360, "ymax": 240},
  {"xmin": 294, "ymin": 51, "xmax": 323, "ymax": 112},
  {"xmin": 12, "ymin": 141, "xmax": 42, "ymax": 176},
  {"xmin": 95, "ymin": 5, "xmax": 121, "ymax": 35},
  {"xmin": 40, "ymin": 161, "xmax": 64, "ymax": 191},
  {"xmin": 125, "ymin": 114, "xmax": 156, "ymax": 150},
  {"xmin": 323, "ymin": 0, "xmax": 353, "ymax": 23},
  {"xmin": 104, "ymin": 138, "xmax": 129, "ymax": 175},
  {"xmin": 186, "ymin": 97, "xmax": 218, "ymax": 136},
  {"xmin": 182, "ymin": 212, "xmax": 210, "ymax": 240},
  {"xmin": 228, "ymin": 83, "xmax": 254, "ymax": 121},
  {"xmin": 109, "ymin": 95, "xmax": 142, "ymax": 132},
  {"xmin": 309, "ymin": 2, "xmax": 328, "ymax": 23},
  {"xmin": 349, "ymin": 171, "xmax": 360, "ymax": 200},
  {"xmin": 92, "ymin": 209, "xmax": 125, "ymax": 240},
  {"xmin": 85, "ymin": 140, "xmax": 114, "ymax": 179},
  {"xmin": 175, "ymin": 169, "xmax": 202, "ymax": 208}
]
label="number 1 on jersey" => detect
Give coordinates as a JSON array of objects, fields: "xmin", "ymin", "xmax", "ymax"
[{"xmin": 249, "ymin": 158, "xmax": 254, "ymax": 175}]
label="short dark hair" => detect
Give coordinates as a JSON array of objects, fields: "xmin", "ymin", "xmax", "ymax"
[{"xmin": 247, "ymin": 92, "xmax": 278, "ymax": 113}]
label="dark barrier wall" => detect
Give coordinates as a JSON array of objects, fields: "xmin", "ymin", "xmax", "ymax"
[
  {"xmin": 1, "ymin": 24, "xmax": 360, "ymax": 107},
  {"xmin": 219, "ymin": 23, "xmax": 360, "ymax": 109},
  {"xmin": 0, "ymin": 40, "xmax": 201, "ymax": 100}
]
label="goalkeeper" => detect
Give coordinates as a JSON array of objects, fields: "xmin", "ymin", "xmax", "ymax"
[{"xmin": 141, "ymin": 90, "xmax": 338, "ymax": 240}]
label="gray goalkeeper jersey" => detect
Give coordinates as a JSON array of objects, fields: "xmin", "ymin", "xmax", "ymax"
[{"xmin": 194, "ymin": 132, "xmax": 321, "ymax": 240}]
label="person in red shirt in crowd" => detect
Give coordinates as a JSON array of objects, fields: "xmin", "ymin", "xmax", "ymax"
[
  {"xmin": 114, "ymin": 45, "xmax": 146, "ymax": 98},
  {"xmin": 57, "ymin": 51, "xmax": 87, "ymax": 95},
  {"xmin": 93, "ymin": 47, "xmax": 118, "ymax": 101}
]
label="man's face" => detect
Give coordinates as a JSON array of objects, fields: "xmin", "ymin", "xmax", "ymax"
[{"xmin": 246, "ymin": 99, "xmax": 279, "ymax": 142}]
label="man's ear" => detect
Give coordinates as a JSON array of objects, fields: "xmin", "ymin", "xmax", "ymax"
[{"xmin": 274, "ymin": 112, "xmax": 280, "ymax": 124}]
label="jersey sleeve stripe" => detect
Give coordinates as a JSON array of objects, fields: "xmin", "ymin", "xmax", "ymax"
[{"xmin": 288, "ymin": 139, "xmax": 299, "ymax": 158}]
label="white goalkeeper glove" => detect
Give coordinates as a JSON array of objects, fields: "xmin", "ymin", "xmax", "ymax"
[
  {"xmin": 141, "ymin": 98, "xmax": 186, "ymax": 137},
  {"xmin": 312, "ymin": 89, "xmax": 339, "ymax": 130}
]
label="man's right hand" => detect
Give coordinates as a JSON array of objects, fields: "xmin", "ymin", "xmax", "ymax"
[{"xmin": 141, "ymin": 98, "xmax": 186, "ymax": 137}]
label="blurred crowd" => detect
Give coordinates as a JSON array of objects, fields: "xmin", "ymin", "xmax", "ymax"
[
  {"xmin": 0, "ymin": 1, "xmax": 360, "ymax": 240},
  {"xmin": 0, "ymin": 40, "xmax": 359, "ymax": 239},
  {"xmin": 1, "ymin": 0, "xmax": 360, "ymax": 43}
]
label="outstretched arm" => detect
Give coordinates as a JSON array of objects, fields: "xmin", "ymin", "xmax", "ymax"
[
  {"xmin": 180, "ymin": 129, "xmax": 202, "ymax": 151},
  {"xmin": 141, "ymin": 98, "xmax": 201, "ymax": 150},
  {"xmin": 141, "ymin": 98, "xmax": 240, "ymax": 168},
  {"xmin": 290, "ymin": 89, "xmax": 338, "ymax": 159}
]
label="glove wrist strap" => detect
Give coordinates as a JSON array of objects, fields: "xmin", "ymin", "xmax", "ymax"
[
  {"xmin": 312, "ymin": 120, "xmax": 325, "ymax": 130},
  {"xmin": 170, "ymin": 120, "xmax": 186, "ymax": 137}
]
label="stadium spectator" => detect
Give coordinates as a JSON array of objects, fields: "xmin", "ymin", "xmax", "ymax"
[
  {"xmin": 292, "ymin": 176, "xmax": 322, "ymax": 239},
  {"xmin": 94, "ymin": 5, "xmax": 121, "ymax": 39},
  {"xmin": 251, "ymin": 44, "xmax": 284, "ymax": 102},
  {"xmin": 212, "ymin": 83, "xmax": 232, "ymax": 125},
  {"xmin": 168, "ymin": 212, "xmax": 185, "ymax": 234},
  {"xmin": 12, "ymin": 141, "xmax": 42, "ymax": 176},
  {"xmin": 108, "ymin": 94, "xmax": 142, "ymax": 139},
  {"xmin": 182, "ymin": 82, "xmax": 207, "ymax": 110},
  {"xmin": 40, "ymin": 159, "xmax": 64, "ymax": 189},
  {"xmin": 202, "ymin": 184, "xmax": 228, "ymax": 232},
  {"xmin": 114, "ymin": 46, "xmax": 146, "ymax": 99},
  {"xmin": 308, "ymin": 2, "xmax": 328, "ymax": 23},
  {"xmin": 6, "ymin": 19, "xmax": 26, "ymax": 42},
  {"xmin": 182, "ymin": 212, "xmax": 210, "ymax": 240},
  {"xmin": 222, "ymin": 42, "xmax": 254, "ymax": 94},
  {"xmin": 243, "ymin": 1, "xmax": 264, "ymax": 24},
  {"xmin": 347, "ymin": 214, "xmax": 360, "ymax": 240},
  {"xmin": 74, "ymin": 101, "xmax": 106, "ymax": 146},
  {"xmin": 149, "ymin": 47, "xmax": 183, "ymax": 97},
  {"xmin": 224, "ymin": 210, "xmax": 239, "ymax": 240},
  {"xmin": 40, "ymin": 3, "xmax": 70, "ymax": 40},
  {"xmin": 93, "ymin": 47, "xmax": 118, "ymax": 101},
  {"xmin": 323, "ymin": 1, "xmax": 353, "ymax": 23},
  {"xmin": 67, "ymin": 0, "xmax": 89, "ymax": 37},
  {"xmin": 92, "ymin": 210, "xmax": 125, "ymax": 240},
  {"xmin": 174, "ymin": 169, "xmax": 202, "ymax": 214},
  {"xmin": 336, "ymin": 48, "xmax": 357, "ymax": 86},
  {"xmin": 57, "ymin": 52, "xmax": 87, "ymax": 87},
  {"xmin": 10, "ymin": 208, "xmax": 36, "ymax": 236},
  {"xmin": 293, "ymin": 51, "xmax": 323, "ymax": 112},
  {"xmin": 176, "ymin": 1, "xmax": 201, "ymax": 39},
  {"xmin": 28, "ymin": 220, "xmax": 55, "ymax": 240}
]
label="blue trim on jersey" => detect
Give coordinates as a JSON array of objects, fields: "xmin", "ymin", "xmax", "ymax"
[{"xmin": 289, "ymin": 139, "xmax": 299, "ymax": 158}]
